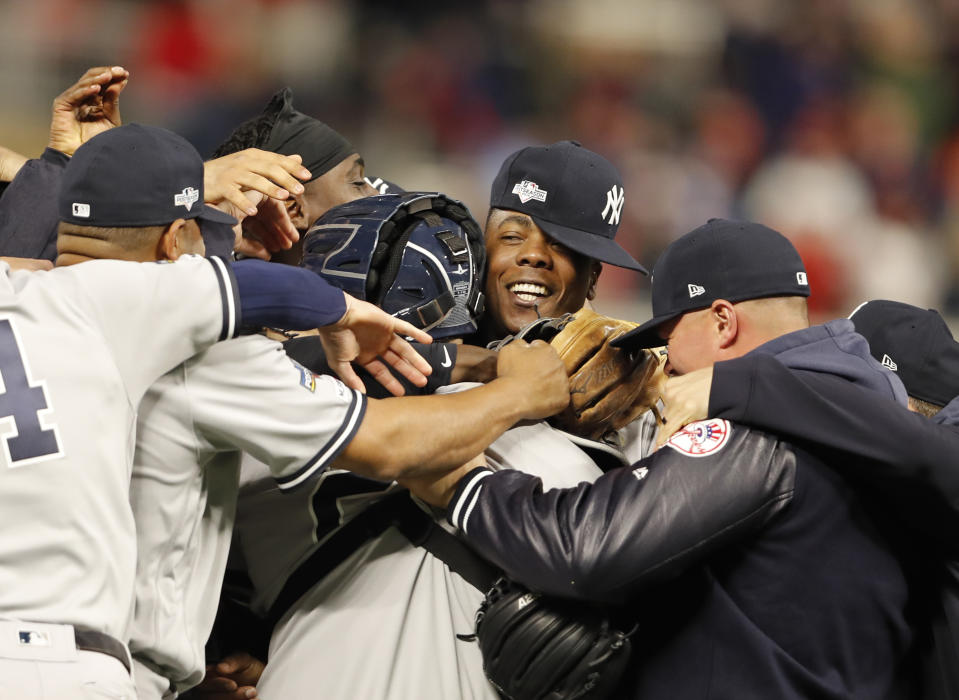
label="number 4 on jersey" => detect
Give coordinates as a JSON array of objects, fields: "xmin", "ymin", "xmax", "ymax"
[{"xmin": 0, "ymin": 318, "xmax": 63, "ymax": 467}]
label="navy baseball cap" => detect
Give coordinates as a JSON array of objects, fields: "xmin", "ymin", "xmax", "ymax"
[
  {"xmin": 489, "ymin": 140, "xmax": 646, "ymax": 272},
  {"xmin": 59, "ymin": 123, "xmax": 237, "ymax": 228},
  {"xmin": 850, "ymin": 300, "xmax": 959, "ymax": 407},
  {"xmin": 613, "ymin": 218, "xmax": 810, "ymax": 349}
]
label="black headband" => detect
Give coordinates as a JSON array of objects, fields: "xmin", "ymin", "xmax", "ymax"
[{"xmin": 264, "ymin": 88, "xmax": 356, "ymax": 182}]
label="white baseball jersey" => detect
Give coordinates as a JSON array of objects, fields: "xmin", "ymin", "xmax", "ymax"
[
  {"xmin": 0, "ymin": 255, "xmax": 237, "ymax": 643},
  {"xmin": 127, "ymin": 333, "xmax": 366, "ymax": 695},
  {"xmin": 234, "ymin": 382, "xmax": 638, "ymax": 700}
]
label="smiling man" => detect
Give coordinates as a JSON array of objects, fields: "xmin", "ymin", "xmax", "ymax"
[{"xmin": 479, "ymin": 140, "xmax": 647, "ymax": 343}]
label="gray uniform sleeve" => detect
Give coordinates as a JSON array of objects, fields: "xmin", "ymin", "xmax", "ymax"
[
  {"xmin": 54, "ymin": 255, "xmax": 238, "ymax": 401},
  {"xmin": 185, "ymin": 335, "xmax": 367, "ymax": 489}
]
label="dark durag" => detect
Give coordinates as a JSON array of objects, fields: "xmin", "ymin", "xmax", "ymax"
[{"xmin": 264, "ymin": 88, "xmax": 356, "ymax": 182}]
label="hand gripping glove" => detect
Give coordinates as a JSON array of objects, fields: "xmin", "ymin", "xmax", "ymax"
[
  {"xmin": 491, "ymin": 308, "xmax": 666, "ymax": 440},
  {"xmin": 470, "ymin": 578, "xmax": 633, "ymax": 700}
]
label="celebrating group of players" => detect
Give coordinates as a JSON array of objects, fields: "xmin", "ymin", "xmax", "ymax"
[{"xmin": 1, "ymin": 64, "xmax": 959, "ymax": 700}]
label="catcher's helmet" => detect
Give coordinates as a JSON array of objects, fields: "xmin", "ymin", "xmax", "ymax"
[{"xmin": 301, "ymin": 192, "xmax": 485, "ymax": 339}]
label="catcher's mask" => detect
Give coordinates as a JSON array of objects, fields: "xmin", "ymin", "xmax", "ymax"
[{"xmin": 302, "ymin": 192, "xmax": 485, "ymax": 339}]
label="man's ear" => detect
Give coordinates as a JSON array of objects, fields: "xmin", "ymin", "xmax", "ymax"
[
  {"xmin": 712, "ymin": 300, "xmax": 738, "ymax": 349},
  {"xmin": 586, "ymin": 261, "xmax": 602, "ymax": 301},
  {"xmin": 157, "ymin": 219, "xmax": 188, "ymax": 261},
  {"xmin": 285, "ymin": 195, "xmax": 308, "ymax": 230}
]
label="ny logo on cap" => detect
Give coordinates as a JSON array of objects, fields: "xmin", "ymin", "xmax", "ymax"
[
  {"xmin": 688, "ymin": 284, "xmax": 705, "ymax": 298},
  {"xmin": 602, "ymin": 185, "xmax": 625, "ymax": 225},
  {"xmin": 511, "ymin": 180, "xmax": 547, "ymax": 204},
  {"xmin": 174, "ymin": 187, "xmax": 200, "ymax": 211},
  {"xmin": 881, "ymin": 354, "xmax": 898, "ymax": 372}
]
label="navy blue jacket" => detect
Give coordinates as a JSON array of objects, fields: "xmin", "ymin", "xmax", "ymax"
[
  {"xmin": 710, "ymin": 347, "xmax": 959, "ymax": 699},
  {"xmin": 0, "ymin": 148, "xmax": 67, "ymax": 260},
  {"xmin": 448, "ymin": 321, "xmax": 915, "ymax": 699}
]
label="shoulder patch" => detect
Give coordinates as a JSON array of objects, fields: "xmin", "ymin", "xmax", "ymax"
[{"xmin": 665, "ymin": 419, "xmax": 731, "ymax": 457}]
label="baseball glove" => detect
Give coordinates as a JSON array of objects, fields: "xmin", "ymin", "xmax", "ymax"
[
  {"xmin": 492, "ymin": 309, "xmax": 666, "ymax": 440},
  {"xmin": 470, "ymin": 578, "xmax": 633, "ymax": 700}
]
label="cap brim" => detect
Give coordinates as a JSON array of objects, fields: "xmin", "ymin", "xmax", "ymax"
[
  {"xmin": 531, "ymin": 215, "xmax": 647, "ymax": 273},
  {"xmin": 197, "ymin": 204, "xmax": 238, "ymax": 226},
  {"xmin": 611, "ymin": 311, "xmax": 682, "ymax": 350}
]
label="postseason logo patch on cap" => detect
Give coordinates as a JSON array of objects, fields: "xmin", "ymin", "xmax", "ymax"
[
  {"xmin": 174, "ymin": 187, "xmax": 199, "ymax": 211},
  {"xmin": 511, "ymin": 180, "xmax": 547, "ymax": 204}
]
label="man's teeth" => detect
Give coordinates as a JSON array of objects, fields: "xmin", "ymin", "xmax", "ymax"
[{"xmin": 510, "ymin": 282, "xmax": 548, "ymax": 302}]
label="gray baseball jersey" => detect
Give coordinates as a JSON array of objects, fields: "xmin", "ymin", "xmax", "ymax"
[
  {"xmin": 234, "ymin": 383, "xmax": 645, "ymax": 700},
  {"xmin": 0, "ymin": 256, "xmax": 236, "ymax": 640},
  {"xmin": 127, "ymin": 333, "xmax": 366, "ymax": 696}
]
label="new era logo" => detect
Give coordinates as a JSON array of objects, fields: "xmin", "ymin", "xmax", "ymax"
[
  {"xmin": 797, "ymin": 272, "xmax": 808, "ymax": 285},
  {"xmin": 602, "ymin": 185, "xmax": 625, "ymax": 225},
  {"xmin": 881, "ymin": 354, "xmax": 898, "ymax": 372},
  {"xmin": 72, "ymin": 203, "xmax": 90, "ymax": 218},
  {"xmin": 511, "ymin": 180, "xmax": 547, "ymax": 204},
  {"xmin": 174, "ymin": 187, "xmax": 199, "ymax": 211},
  {"xmin": 688, "ymin": 284, "xmax": 705, "ymax": 298}
]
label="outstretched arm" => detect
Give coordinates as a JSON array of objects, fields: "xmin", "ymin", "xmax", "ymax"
[
  {"xmin": 0, "ymin": 146, "xmax": 28, "ymax": 183},
  {"xmin": 231, "ymin": 259, "xmax": 433, "ymax": 393},
  {"xmin": 411, "ymin": 426, "xmax": 795, "ymax": 603},
  {"xmin": 338, "ymin": 339, "xmax": 571, "ymax": 480}
]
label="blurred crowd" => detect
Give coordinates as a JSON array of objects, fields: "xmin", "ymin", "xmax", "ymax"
[{"xmin": 3, "ymin": 0, "xmax": 959, "ymax": 321}]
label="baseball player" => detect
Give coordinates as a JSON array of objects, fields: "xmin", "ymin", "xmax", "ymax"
[
  {"xmin": 0, "ymin": 167, "xmax": 407, "ymax": 698},
  {"xmin": 414, "ymin": 219, "xmax": 917, "ymax": 698},
  {"xmin": 56, "ymin": 126, "xmax": 569, "ymax": 699},
  {"xmin": 212, "ymin": 87, "xmax": 377, "ymax": 261},
  {"xmin": 477, "ymin": 140, "xmax": 661, "ymax": 462},
  {"xmin": 0, "ymin": 254, "xmax": 237, "ymax": 700},
  {"xmin": 222, "ymin": 184, "xmax": 651, "ymax": 699},
  {"xmin": 659, "ymin": 299, "xmax": 959, "ymax": 699}
]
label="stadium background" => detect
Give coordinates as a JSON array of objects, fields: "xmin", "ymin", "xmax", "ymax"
[{"xmin": 2, "ymin": 0, "xmax": 958, "ymax": 330}]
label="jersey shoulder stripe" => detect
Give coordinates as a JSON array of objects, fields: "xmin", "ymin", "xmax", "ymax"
[
  {"xmin": 207, "ymin": 256, "xmax": 240, "ymax": 341},
  {"xmin": 275, "ymin": 389, "xmax": 367, "ymax": 491}
]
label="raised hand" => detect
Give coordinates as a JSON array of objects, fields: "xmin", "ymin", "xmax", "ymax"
[
  {"xmin": 49, "ymin": 66, "xmax": 129, "ymax": 156},
  {"xmin": 319, "ymin": 294, "xmax": 433, "ymax": 396},
  {"xmin": 204, "ymin": 148, "xmax": 311, "ymax": 217}
]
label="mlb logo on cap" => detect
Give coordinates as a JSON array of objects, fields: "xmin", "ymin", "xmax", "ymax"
[
  {"xmin": 71, "ymin": 203, "xmax": 90, "ymax": 219},
  {"xmin": 18, "ymin": 630, "xmax": 51, "ymax": 647}
]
